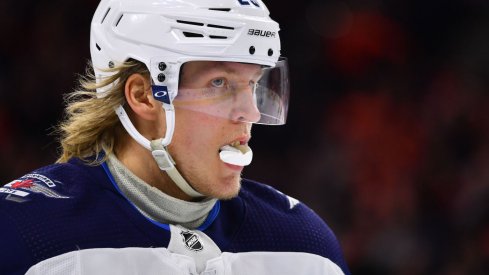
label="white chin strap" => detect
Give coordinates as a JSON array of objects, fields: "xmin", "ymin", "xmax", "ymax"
[{"xmin": 115, "ymin": 104, "xmax": 204, "ymax": 198}]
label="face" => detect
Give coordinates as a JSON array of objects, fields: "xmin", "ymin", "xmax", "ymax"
[{"xmin": 165, "ymin": 61, "xmax": 262, "ymax": 199}]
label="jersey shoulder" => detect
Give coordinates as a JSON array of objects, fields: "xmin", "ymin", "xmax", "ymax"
[
  {"xmin": 0, "ymin": 159, "xmax": 118, "ymax": 275},
  {"xmin": 0, "ymin": 159, "xmax": 99, "ymax": 204},
  {"xmin": 233, "ymin": 179, "xmax": 350, "ymax": 274},
  {"xmin": 238, "ymin": 179, "xmax": 329, "ymax": 232}
]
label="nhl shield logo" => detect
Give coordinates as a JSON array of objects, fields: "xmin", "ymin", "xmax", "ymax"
[{"xmin": 180, "ymin": 230, "xmax": 203, "ymax": 252}]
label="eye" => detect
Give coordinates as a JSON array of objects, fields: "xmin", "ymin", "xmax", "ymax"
[{"xmin": 211, "ymin": 78, "xmax": 226, "ymax": 88}]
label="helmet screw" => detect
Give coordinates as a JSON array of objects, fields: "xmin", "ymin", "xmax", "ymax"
[
  {"xmin": 108, "ymin": 61, "xmax": 114, "ymax": 68},
  {"xmin": 158, "ymin": 62, "xmax": 167, "ymax": 71},
  {"xmin": 249, "ymin": 46, "xmax": 255, "ymax": 55},
  {"xmin": 268, "ymin": 49, "xmax": 273, "ymax": 56},
  {"xmin": 157, "ymin": 73, "xmax": 166, "ymax": 82}
]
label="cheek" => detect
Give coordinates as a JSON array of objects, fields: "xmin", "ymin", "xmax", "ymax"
[{"xmin": 172, "ymin": 110, "xmax": 221, "ymax": 151}]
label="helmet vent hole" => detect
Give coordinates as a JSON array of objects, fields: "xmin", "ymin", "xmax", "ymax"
[
  {"xmin": 115, "ymin": 14, "xmax": 124, "ymax": 27},
  {"xmin": 207, "ymin": 24, "xmax": 234, "ymax": 30},
  {"xmin": 183, "ymin": 32, "xmax": 204, "ymax": 38},
  {"xmin": 209, "ymin": 35, "xmax": 227, "ymax": 39},
  {"xmin": 177, "ymin": 20, "xmax": 204, "ymax": 26},
  {"xmin": 95, "ymin": 43, "xmax": 101, "ymax": 51},
  {"xmin": 208, "ymin": 8, "xmax": 231, "ymax": 12},
  {"xmin": 101, "ymin": 7, "xmax": 111, "ymax": 23}
]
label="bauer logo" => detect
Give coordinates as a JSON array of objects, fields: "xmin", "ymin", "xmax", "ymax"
[
  {"xmin": 237, "ymin": 0, "xmax": 260, "ymax": 8},
  {"xmin": 248, "ymin": 29, "xmax": 276, "ymax": 38},
  {"xmin": 180, "ymin": 230, "xmax": 203, "ymax": 252}
]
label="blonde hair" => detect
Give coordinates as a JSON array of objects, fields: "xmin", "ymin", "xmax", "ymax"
[{"xmin": 56, "ymin": 60, "xmax": 149, "ymax": 164}]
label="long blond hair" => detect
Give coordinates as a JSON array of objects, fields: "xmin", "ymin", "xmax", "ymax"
[{"xmin": 56, "ymin": 60, "xmax": 149, "ymax": 163}]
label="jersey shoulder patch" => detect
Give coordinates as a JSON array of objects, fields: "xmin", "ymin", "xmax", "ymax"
[
  {"xmin": 1, "ymin": 171, "xmax": 71, "ymax": 203},
  {"xmin": 0, "ymin": 159, "xmax": 106, "ymax": 204}
]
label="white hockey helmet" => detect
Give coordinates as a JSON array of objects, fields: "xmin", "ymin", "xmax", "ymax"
[{"xmin": 89, "ymin": 0, "xmax": 288, "ymax": 197}]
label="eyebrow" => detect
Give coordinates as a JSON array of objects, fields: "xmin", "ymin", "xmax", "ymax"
[
  {"xmin": 205, "ymin": 62, "xmax": 240, "ymax": 74},
  {"xmin": 210, "ymin": 62, "xmax": 264, "ymax": 80},
  {"xmin": 181, "ymin": 62, "xmax": 236, "ymax": 81},
  {"xmin": 180, "ymin": 61, "xmax": 262, "ymax": 86}
]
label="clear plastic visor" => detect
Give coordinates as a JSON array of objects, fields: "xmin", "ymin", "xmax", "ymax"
[{"xmin": 173, "ymin": 58, "xmax": 289, "ymax": 125}]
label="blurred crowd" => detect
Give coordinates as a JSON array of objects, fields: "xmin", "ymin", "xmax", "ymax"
[{"xmin": 1, "ymin": 0, "xmax": 488, "ymax": 274}]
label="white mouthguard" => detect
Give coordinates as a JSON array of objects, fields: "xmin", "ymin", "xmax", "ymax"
[{"xmin": 219, "ymin": 144, "xmax": 253, "ymax": 166}]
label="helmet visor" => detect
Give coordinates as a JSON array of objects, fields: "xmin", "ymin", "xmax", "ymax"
[{"xmin": 173, "ymin": 58, "xmax": 289, "ymax": 125}]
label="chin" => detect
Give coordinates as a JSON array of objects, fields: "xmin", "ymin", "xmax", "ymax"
[{"xmin": 209, "ymin": 174, "xmax": 242, "ymax": 200}]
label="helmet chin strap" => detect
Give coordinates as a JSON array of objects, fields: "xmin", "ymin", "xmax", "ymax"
[{"xmin": 115, "ymin": 104, "xmax": 205, "ymax": 198}]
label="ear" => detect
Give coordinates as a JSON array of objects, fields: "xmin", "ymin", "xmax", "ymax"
[{"xmin": 124, "ymin": 73, "xmax": 159, "ymax": 121}]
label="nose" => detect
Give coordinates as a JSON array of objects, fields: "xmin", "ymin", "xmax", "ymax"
[{"xmin": 230, "ymin": 86, "xmax": 261, "ymax": 123}]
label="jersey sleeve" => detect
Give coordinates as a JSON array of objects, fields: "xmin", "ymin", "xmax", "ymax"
[{"xmin": 0, "ymin": 206, "xmax": 36, "ymax": 275}]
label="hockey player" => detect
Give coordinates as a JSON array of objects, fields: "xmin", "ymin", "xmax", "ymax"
[{"xmin": 0, "ymin": 0, "xmax": 350, "ymax": 274}]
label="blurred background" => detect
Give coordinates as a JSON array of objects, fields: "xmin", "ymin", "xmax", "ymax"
[{"xmin": 1, "ymin": 0, "xmax": 489, "ymax": 274}]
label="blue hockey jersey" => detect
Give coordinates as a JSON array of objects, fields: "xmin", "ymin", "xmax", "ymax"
[{"xmin": 0, "ymin": 158, "xmax": 350, "ymax": 274}]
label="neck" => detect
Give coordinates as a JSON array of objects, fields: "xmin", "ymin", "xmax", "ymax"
[
  {"xmin": 106, "ymin": 153, "xmax": 217, "ymax": 229},
  {"xmin": 114, "ymin": 135, "xmax": 195, "ymax": 201}
]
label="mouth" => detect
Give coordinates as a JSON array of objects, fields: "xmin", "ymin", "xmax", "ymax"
[
  {"xmin": 226, "ymin": 140, "xmax": 250, "ymax": 153},
  {"xmin": 219, "ymin": 136, "xmax": 251, "ymax": 151},
  {"xmin": 218, "ymin": 137, "xmax": 253, "ymax": 166}
]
